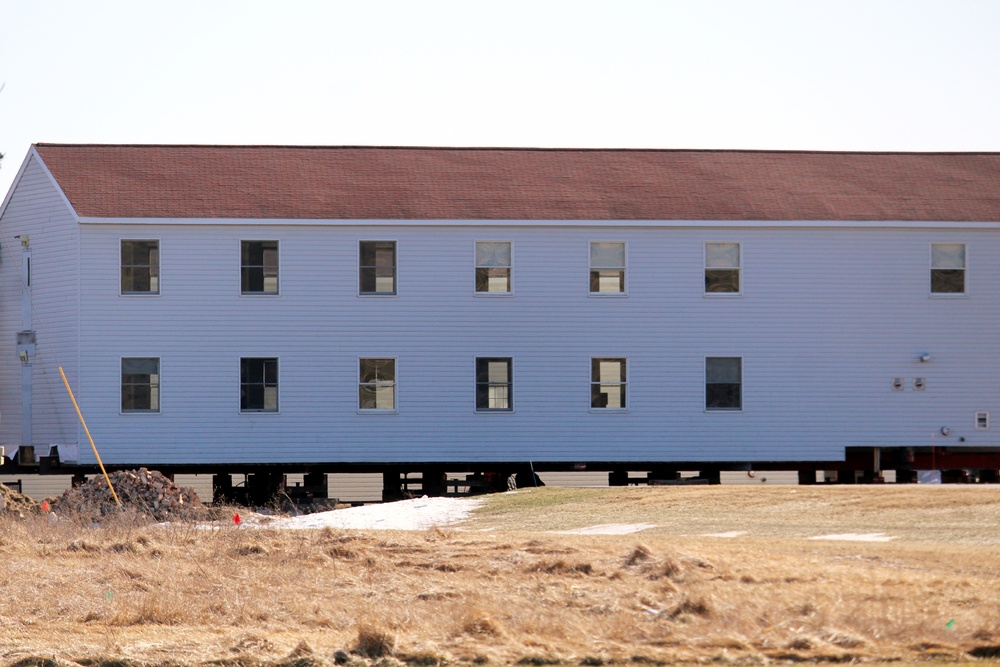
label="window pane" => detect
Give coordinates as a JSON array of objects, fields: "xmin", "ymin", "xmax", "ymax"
[
  {"xmin": 592, "ymin": 358, "xmax": 625, "ymax": 383},
  {"xmin": 590, "ymin": 242, "xmax": 625, "ymax": 268},
  {"xmin": 360, "ymin": 358, "xmax": 395, "ymax": 382},
  {"xmin": 476, "ymin": 241, "xmax": 511, "ymax": 267},
  {"xmin": 487, "ymin": 361, "xmax": 508, "ymax": 383},
  {"xmin": 599, "ymin": 384, "xmax": 625, "ymax": 409},
  {"xmin": 123, "ymin": 357, "xmax": 159, "ymax": 375},
  {"xmin": 706, "ymin": 357, "xmax": 741, "ymax": 383},
  {"xmin": 931, "ymin": 269, "xmax": 965, "ymax": 294},
  {"xmin": 242, "ymin": 385, "xmax": 263, "ymax": 411},
  {"xmin": 264, "ymin": 386, "xmax": 278, "ymax": 411},
  {"xmin": 931, "ymin": 243, "xmax": 965, "ymax": 269},
  {"xmin": 241, "ymin": 358, "xmax": 261, "ymax": 384},
  {"xmin": 374, "ymin": 384, "xmax": 394, "ymax": 410},
  {"xmin": 590, "ymin": 269, "xmax": 625, "ymax": 293},
  {"xmin": 476, "ymin": 267, "xmax": 511, "ymax": 293},
  {"xmin": 488, "ymin": 385, "xmax": 509, "ymax": 409},
  {"xmin": 262, "ymin": 359, "xmax": 278, "ymax": 384},
  {"xmin": 375, "ymin": 268, "xmax": 395, "ymax": 293},
  {"xmin": 705, "ymin": 269, "xmax": 740, "ymax": 293},
  {"xmin": 706, "ymin": 242, "xmax": 740, "ymax": 268},
  {"xmin": 706, "ymin": 383, "xmax": 741, "ymax": 410}
]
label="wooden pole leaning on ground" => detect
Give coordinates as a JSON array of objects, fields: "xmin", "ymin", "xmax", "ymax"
[{"xmin": 59, "ymin": 366, "xmax": 122, "ymax": 507}]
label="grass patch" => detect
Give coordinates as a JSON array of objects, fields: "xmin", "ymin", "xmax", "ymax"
[{"xmin": 0, "ymin": 486, "xmax": 999, "ymax": 666}]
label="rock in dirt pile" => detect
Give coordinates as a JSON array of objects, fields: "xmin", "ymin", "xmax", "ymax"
[
  {"xmin": 0, "ymin": 482, "xmax": 40, "ymax": 516},
  {"xmin": 51, "ymin": 468, "xmax": 213, "ymax": 522}
]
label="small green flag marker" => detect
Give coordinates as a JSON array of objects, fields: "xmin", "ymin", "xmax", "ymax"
[{"xmin": 946, "ymin": 619, "xmax": 955, "ymax": 630}]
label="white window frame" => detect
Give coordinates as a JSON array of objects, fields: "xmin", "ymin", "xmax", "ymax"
[
  {"xmin": 705, "ymin": 356, "xmax": 743, "ymax": 412},
  {"xmin": 475, "ymin": 357, "xmax": 514, "ymax": 413},
  {"xmin": 589, "ymin": 241, "xmax": 627, "ymax": 296},
  {"xmin": 704, "ymin": 242, "xmax": 742, "ymax": 296},
  {"xmin": 930, "ymin": 242, "xmax": 967, "ymax": 296},
  {"xmin": 474, "ymin": 240, "xmax": 513, "ymax": 296},
  {"xmin": 590, "ymin": 357, "xmax": 628, "ymax": 412},
  {"xmin": 240, "ymin": 356, "xmax": 279, "ymax": 414},
  {"xmin": 120, "ymin": 356, "xmax": 161, "ymax": 414},
  {"xmin": 975, "ymin": 411, "xmax": 990, "ymax": 430},
  {"xmin": 358, "ymin": 357, "xmax": 398, "ymax": 413},
  {"xmin": 359, "ymin": 240, "xmax": 398, "ymax": 296},
  {"xmin": 120, "ymin": 239, "xmax": 160, "ymax": 296},
  {"xmin": 240, "ymin": 239, "xmax": 280, "ymax": 296}
]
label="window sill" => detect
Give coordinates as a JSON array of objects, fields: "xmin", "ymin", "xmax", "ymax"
[
  {"xmin": 240, "ymin": 292, "xmax": 280, "ymax": 297},
  {"xmin": 120, "ymin": 410, "xmax": 161, "ymax": 415},
  {"xmin": 475, "ymin": 409, "xmax": 515, "ymax": 414},
  {"xmin": 358, "ymin": 293, "xmax": 398, "ymax": 297},
  {"xmin": 120, "ymin": 292, "xmax": 161, "ymax": 297},
  {"xmin": 703, "ymin": 292, "xmax": 743, "ymax": 298},
  {"xmin": 705, "ymin": 408, "xmax": 743, "ymax": 413},
  {"xmin": 590, "ymin": 408, "xmax": 629, "ymax": 414},
  {"xmin": 588, "ymin": 292, "xmax": 627, "ymax": 297},
  {"xmin": 929, "ymin": 293, "xmax": 967, "ymax": 298},
  {"xmin": 240, "ymin": 410, "xmax": 280, "ymax": 415},
  {"xmin": 474, "ymin": 292, "xmax": 514, "ymax": 297},
  {"xmin": 358, "ymin": 409, "xmax": 398, "ymax": 415}
]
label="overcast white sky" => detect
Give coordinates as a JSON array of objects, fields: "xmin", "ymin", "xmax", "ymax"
[{"xmin": 2, "ymin": 0, "xmax": 1000, "ymax": 196}]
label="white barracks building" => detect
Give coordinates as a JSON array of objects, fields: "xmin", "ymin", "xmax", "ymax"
[{"xmin": 0, "ymin": 145, "xmax": 998, "ymax": 498}]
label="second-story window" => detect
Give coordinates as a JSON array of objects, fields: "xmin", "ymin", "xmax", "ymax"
[
  {"xmin": 241, "ymin": 240, "xmax": 279, "ymax": 294},
  {"xmin": 121, "ymin": 240, "xmax": 159, "ymax": 294},
  {"xmin": 360, "ymin": 241, "xmax": 396, "ymax": 295},
  {"xmin": 476, "ymin": 241, "xmax": 512, "ymax": 293},
  {"xmin": 931, "ymin": 243, "xmax": 965, "ymax": 294},
  {"xmin": 590, "ymin": 241, "xmax": 626, "ymax": 294},
  {"xmin": 705, "ymin": 242, "xmax": 741, "ymax": 294}
]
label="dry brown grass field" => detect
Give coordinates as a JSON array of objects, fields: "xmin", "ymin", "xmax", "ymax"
[{"xmin": 1, "ymin": 485, "xmax": 1000, "ymax": 667}]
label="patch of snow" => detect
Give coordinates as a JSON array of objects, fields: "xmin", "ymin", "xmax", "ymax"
[
  {"xmin": 260, "ymin": 496, "xmax": 484, "ymax": 531},
  {"xmin": 702, "ymin": 531, "xmax": 748, "ymax": 538},
  {"xmin": 808, "ymin": 532, "xmax": 897, "ymax": 542},
  {"xmin": 554, "ymin": 523, "xmax": 657, "ymax": 535}
]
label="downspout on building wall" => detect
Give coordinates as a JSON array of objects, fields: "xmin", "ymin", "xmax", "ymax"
[{"xmin": 16, "ymin": 236, "xmax": 34, "ymax": 452}]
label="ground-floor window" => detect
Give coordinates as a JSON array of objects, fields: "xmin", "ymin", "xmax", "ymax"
[
  {"xmin": 241, "ymin": 357, "xmax": 278, "ymax": 412},
  {"xmin": 476, "ymin": 357, "xmax": 512, "ymax": 411},
  {"xmin": 706, "ymin": 356, "xmax": 741, "ymax": 410},
  {"xmin": 121, "ymin": 357, "xmax": 160, "ymax": 412},
  {"xmin": 591, "ymin": 357, "xmax": 626, "ymax": 409},
  {"xmin": 359, "ymin": 358, "xmax": 396, "ymax": 410}
]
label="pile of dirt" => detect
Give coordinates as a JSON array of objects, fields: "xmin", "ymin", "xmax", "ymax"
[
  {"xmin": 51, "ymin": 468, "xmax": 214, "ymax": 522},
  {"xmin": 0, "ymin": 482, "xmax": 40, "ymax": 516}
]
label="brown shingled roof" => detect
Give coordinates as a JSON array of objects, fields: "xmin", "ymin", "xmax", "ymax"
[{"xmin": 33, "ymin": 144, "xmax": 1000, "ymax": 221}]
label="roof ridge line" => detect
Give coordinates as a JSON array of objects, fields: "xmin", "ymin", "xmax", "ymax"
[{"xmin": 32, "ymin": 143, "xmax": 1000, "ymax": 156}]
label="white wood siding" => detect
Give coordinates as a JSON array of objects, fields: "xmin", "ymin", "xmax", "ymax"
[
  {"xmin": 61, "ymin": 222, "xmax": 998, "ymax": 467},
  {"xmin": 0, "ymin": 156, "xmax": 81, "ymax": 449}
]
